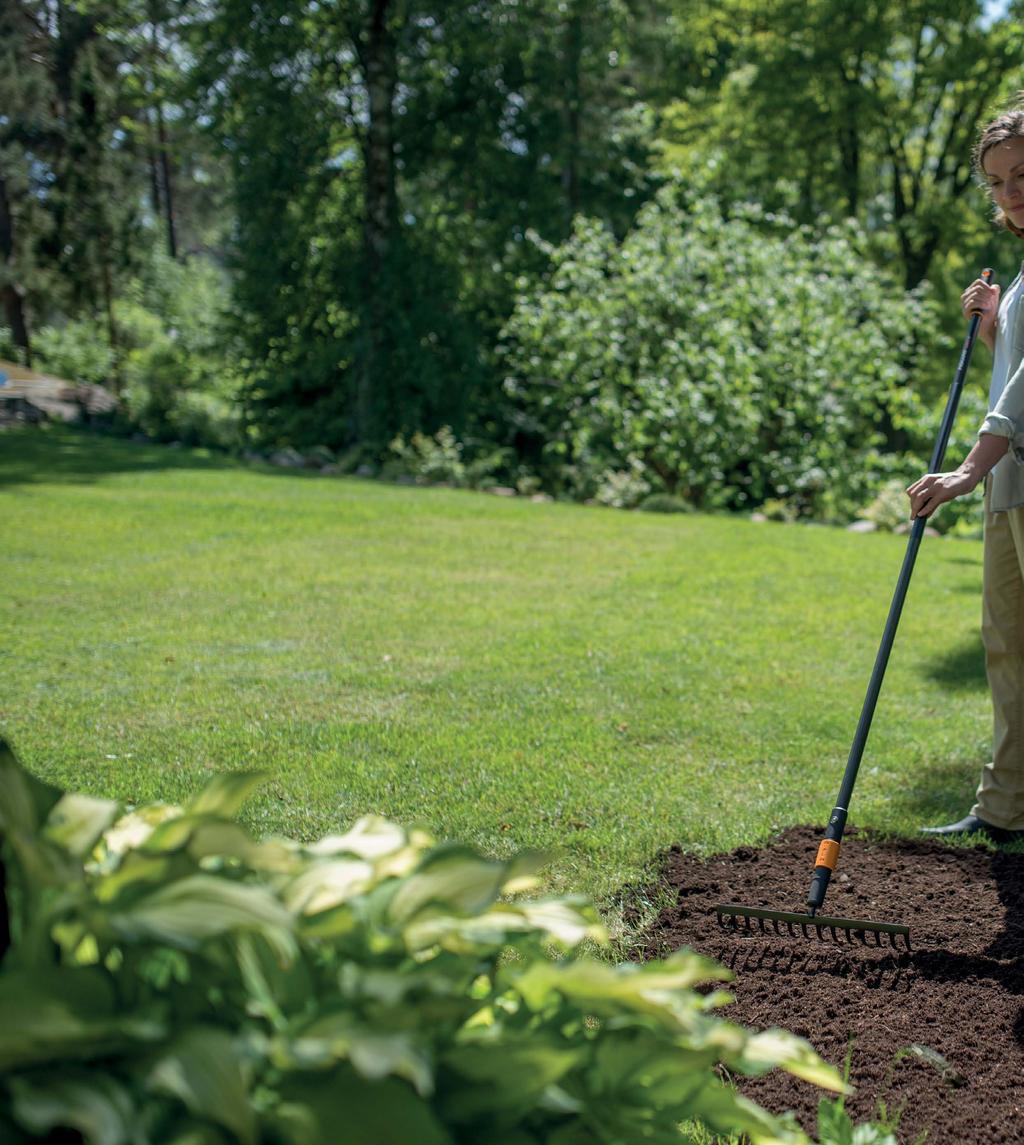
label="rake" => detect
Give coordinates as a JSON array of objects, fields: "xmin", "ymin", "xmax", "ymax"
[{"xmin": 714, "ymin": 267, "xmax": 997, "ymax": 952}]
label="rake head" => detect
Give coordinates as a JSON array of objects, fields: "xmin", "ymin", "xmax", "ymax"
[{"xmin": 714, "ymin": 902, "xmax": 911, "ymax": 951}]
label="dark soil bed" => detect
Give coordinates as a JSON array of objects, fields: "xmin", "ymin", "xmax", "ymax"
[{"xmin": 636, "ymin": 826, "xmax": 1024, "ymax": 1144}]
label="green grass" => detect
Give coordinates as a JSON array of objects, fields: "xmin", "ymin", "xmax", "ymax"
[{"xmin": 0, "ymin": 426, "xmax": 992, "ymax": 920}]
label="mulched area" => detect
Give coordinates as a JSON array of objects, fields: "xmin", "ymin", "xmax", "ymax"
[{"xmin": 635, "ymin": 826, "xmax": 1024, "ymax": 1144}]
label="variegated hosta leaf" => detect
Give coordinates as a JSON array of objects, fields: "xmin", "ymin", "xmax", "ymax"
[
  {"xmin": 740, "ymin": 1029, "xmax": 846, "ymax": 1092},
  {"xmin": 186, "ymin": 771, "xmax": 268, "ymax": 818},
  {"xmin": 98, "ymin": 803, "xmax": 183, "ymax": 861},
  {"xmin": 106, "ymin": 873, "xmax": 296, "ymax": 961},
  {"xmin": 403, "ymin": 898, "xmax": 607, "ymax": 954},
  {"xmin": 43, "ymin": 792, "xmax": 120, "ymax": 858},
  {"xmin": 512, "ymin": 949, "xmax": 731, "ymax": 1021},
  {"xmin": 275, "ymin": 1012, "xmax": 434, "ymax": 1096},
  {"xmin": 308, "ymin": 816, "xmax": 411, "ymax": 859},
  {"xmin": 282, "ymin": 857, "xmax": 374, "ymax": 914},
  {"xmin": 388, "ymin": 845, "xmax": 548, "ymax": 925}
]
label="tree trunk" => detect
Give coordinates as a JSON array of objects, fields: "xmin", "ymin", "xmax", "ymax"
[
  {"xmin": 357, "ymin": 0, "xmax": 399, "ymax": 445},
  {"xmin": 149, "ymin": 12, "xmax": 178, "ymax": 260},
  {"xmin": 155, "ymin": 100, "xmax": 178, "ymax": 260},
  {"xmin": 0, "ymin": 165, "xmax": 32, "ymax": 364},
  {"xmin": 562, "ymin": 4, "xmax": 583, "ymax": 233},
  {"xmin": 837, "ymin": 55, "xmax": 862, "ymax": 216}
]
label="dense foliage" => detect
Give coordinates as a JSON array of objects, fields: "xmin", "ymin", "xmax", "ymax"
[
  {"xmin": 0, "ymin": 738, "xmax": 855, "ymax": 1144},
  {"xmin": 500, "ymin": 193, "xmax": 939, "ymax": 519},
  {"xmin": 4, "ymin": 0, "xmax": 1022, "ymax": 511}
]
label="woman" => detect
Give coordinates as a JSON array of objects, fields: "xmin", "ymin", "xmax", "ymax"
[{"xmin": 911, "ymin": 103, "xmax": 1024, "ymax": 843}]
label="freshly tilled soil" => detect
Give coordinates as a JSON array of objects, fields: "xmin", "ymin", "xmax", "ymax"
[{"xmin": 636, "ymin": 826, "xmax": 1024, "ymax": 1144}]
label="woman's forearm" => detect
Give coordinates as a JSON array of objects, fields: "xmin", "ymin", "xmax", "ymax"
[
  {"xmin": 906, "ymin": 432, "xmax": 1010, "ymax": 518},
  {"xmin": 958, "ymin": 432, "xmax": 1010, "ymax": 485}
]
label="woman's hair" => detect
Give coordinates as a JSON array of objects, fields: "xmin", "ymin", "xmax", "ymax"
[{"xmin": 975, "ymin": 98, "xmax": 1024, "ymax": 236}]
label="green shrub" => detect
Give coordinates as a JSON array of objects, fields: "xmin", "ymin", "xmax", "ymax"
[
  {"xmin": 857, "ymin": 479, "xmax": 910, "ymax": 533},
  {"xmin": 117, "ymin": 254, "xmax": 246, "ymax": 449},
  {"xmin": 0, "ymin": 737, "xmax": 847, "ymax": 1145},
  {"xmin": 385, "ymin": 425, "xmax": 467, "ymax": 486},
  {"xmin": 638, "ymin": 493, "xmax": 694, "ymax": 514},
  {"xmin": 0, "ymin": 327, "xmax": 27, "ymax": 365},
  {"xmin": 32, "ymin": 319, "xmax": 115, "ymax": 386},
  {"xmin": 500, "ymin": 190, "xmax": 940, "ymax": 520}
]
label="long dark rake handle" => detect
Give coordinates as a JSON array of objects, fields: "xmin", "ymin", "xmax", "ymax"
[{"xmin": 807, "ymin": 268, "xmax": 995, "ymax": 914}]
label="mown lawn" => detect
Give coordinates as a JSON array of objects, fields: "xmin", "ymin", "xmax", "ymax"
[{"xmin": 0, "ymin": 426, "xmax": 992, "ymax": 926}]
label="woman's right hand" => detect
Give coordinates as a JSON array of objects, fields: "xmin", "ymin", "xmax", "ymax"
[{"xmin": 961, "ymin": 277, "xmax": 1000, "ymax": 347}]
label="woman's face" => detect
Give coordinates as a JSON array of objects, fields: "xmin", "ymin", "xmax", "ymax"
[{"xmin": 983, "ymin": 137, "xmax": 1024, "ymax": 227}]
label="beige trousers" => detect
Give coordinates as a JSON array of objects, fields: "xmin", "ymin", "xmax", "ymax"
[{"xmin": 973, "ymin": 484, "xmax": 1024, "ymax": 829}]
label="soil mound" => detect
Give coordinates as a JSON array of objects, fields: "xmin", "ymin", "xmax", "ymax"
[{"xmin": 637, "ymin": 826, "xmax": 1024, "ymax": 1144}]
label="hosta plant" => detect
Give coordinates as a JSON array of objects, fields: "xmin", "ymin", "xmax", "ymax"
[{"xmin": 0, "ymin": 738, "xmax": 843, "ymax": 1144}]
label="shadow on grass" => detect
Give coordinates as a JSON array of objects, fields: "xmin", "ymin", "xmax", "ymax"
[
  {"xmin": 0, "ymin": 424, "xmax": 345, "ymax": 491},
  {"xmin": 921, "ymin": 636, "xmax": 987, "ymax": 692},
  {"xmin": 887, "ymin": 753, "xmax": 987, "ymax": 827},
  {"xmin": 0, "ymin": 425, "xmax": 246, "ymax": 488}
]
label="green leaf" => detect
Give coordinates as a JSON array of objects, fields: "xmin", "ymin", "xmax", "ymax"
[
  {"xmin": 92, "ymin": 851, "xmax": 178, "ymax": 904},
  {"xmin": 682, "ymin": 1080, "xmax": 808, "ymax": 1144},
  {"xmin": 186, "ymin": 771, "xmax": 268, "ymax": 818},
  {"xmin": 741, "ymin": 1029, "xmax": 846, "ymax": 1092},
  {"xmin": 894, "ymin": 1042, "xmax": 966, "ymax": 1088},
  {"xmin": 269, "ymin": 1069, "xmax": 451, "ymax": 1145},
  {"xmin": 107, "ymin": 873, "xmax": 296, "ymax": 960},
  {"xmin": 236, "ymin": 932, "xmax": 312, "ymax": 1027},
  {"xmin": 279, "ymin": 1012, "xmax": 434, "ymax": 1095},
  {"xmin": 162, "ymin": 1124, "xmax": 232, "ymax": 1145},
  {"xmin": 147, "ymin": 1026, "xmax": 256, "ymax": 1145},
  {"xmin": 0, "ymin": 967, "xmax": 164, "ymax": 1070},
  {"xmin": 0, "ymin": 739, "xmax": 73, "ymax": 889},
  {"xmin": 0, "ymin": 738, "xmax": 63, "ymax": 836},
  {"xmin": 44, "ymin": 791, "xmax": 120, "ymax": 857},
  {"xmin": 441, "ymin": 1041, "xmax": 582, "ymax": 1120},
  {"xmin": 8, "ymin": 1073, "xmax": 135, "ymax": 1145}
]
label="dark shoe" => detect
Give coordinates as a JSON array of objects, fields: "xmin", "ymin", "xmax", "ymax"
[{"xmin": 920, "ymin": 814, "xmax": 1024, "ymax": 844}]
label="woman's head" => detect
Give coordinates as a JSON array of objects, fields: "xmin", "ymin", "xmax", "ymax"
[{"xmin": 976, "ymin": 100, "xmax": 1024, "ymax": 236}]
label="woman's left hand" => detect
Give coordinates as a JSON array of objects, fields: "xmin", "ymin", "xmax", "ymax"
[{"xmin": 906, "ymin": 470, "xmax": 977, "ymax": 518}]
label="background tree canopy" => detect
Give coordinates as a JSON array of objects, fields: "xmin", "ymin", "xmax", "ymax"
[{"xmin": 3, "ymin": 0, "xmax": 1024, "ymax": 523}]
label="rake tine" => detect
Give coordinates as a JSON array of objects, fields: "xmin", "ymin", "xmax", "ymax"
[{"xmin": 710, "ymin": 905, "xmax": 910, "ymax": 949}]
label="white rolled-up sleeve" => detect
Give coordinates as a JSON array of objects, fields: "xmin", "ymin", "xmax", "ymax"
[{"xmin": 981, "ymin": 358, "xmax": 1024, "ymax": 466}]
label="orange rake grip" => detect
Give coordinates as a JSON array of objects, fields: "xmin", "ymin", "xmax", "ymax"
[{"xmin": 814, "ymin": 839, "xmax": 841, "ymax": 871}]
